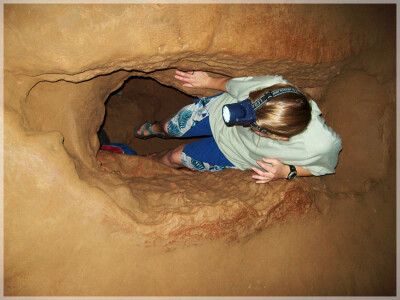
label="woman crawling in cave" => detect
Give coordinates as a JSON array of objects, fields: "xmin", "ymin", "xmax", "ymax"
[{"xmin": 134, "ymin": 70, "xmax": 342, "ymax": 183}]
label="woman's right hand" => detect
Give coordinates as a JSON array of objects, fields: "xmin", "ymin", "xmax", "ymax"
[{"xmin": 175, "ymin": 70, "xmax": 231, "ymax": 91}]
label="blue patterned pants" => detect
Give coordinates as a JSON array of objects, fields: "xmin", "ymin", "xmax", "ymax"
[{"xmin": 166, "ymin": 94, "xmax": 235, "ymax": 172}]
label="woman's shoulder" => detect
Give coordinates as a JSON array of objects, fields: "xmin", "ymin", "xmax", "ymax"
[
  {"xmin": 227, "ymin": 75, "xmax": 288, "ymax": 100},
  {"xmin": 228, "ymin": 75, "xmax": 288, "ymax": 87},
  {"xmin": 302, "ymin": 112, "xmax": 342, "ymax": 155}
]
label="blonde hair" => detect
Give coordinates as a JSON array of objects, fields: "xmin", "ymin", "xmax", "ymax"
[{"xmin": 249, "ymin": 84, "xmax": 311, "ymax": 138}]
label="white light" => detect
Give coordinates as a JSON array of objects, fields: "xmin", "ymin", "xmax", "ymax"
[{"xmin": 222, "ymin": 106, "xmax": 231, "ymax": 123}]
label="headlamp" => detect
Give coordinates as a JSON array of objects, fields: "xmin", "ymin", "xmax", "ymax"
[
  {"xmin": 222, "ymin": 87, "xmax": 305, "ymax": 129},
  {"xmin": 222, "ymin": 99, "xmax": 256, "ymax": 126}
]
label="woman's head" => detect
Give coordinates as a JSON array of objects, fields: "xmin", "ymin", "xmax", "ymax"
[{"xmin": 249, "ymin": 84, "xmax": 312, "ymax": 139}]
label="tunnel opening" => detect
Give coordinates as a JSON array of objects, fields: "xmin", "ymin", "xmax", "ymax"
[
  {"xmin": 100, "ymin": 76, "xmax": 199, "ymax": 156},
  {"xmin": 19, "ymin": 62, "xmax": 395, "ymax": 249},
  {"xmin": 89, "ymin": 70, "xmax": 321, "ymax": 245}
]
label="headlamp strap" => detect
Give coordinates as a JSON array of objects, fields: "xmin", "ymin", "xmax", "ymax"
[{"xmin": 251, "ymin": 87, "xmax": 305, "ymax": 111}]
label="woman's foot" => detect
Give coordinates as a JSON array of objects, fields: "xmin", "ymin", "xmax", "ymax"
[{"xmin": 134, "ymin": 121, "xmax": 170, "ymax": 139}]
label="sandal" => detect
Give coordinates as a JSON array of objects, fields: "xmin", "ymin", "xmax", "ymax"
[{"xmin": 134, "ymin": 121, "xmax": 171, "ymax": 140}]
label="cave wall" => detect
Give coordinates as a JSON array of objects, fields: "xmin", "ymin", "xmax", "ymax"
[{"xmin": 4, "ymin": 4, "xmax": 396, "ymax": 296}]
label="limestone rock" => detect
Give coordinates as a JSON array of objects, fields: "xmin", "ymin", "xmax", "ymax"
[{"xmin": 4, "ymin": 4, "xmax": 396, "ymax": 296}]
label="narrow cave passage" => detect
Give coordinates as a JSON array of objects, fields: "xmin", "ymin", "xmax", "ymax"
[
  {"xmin": 4, "ymin": 4, "xmax": 396, "ymax": 296},
  {"xmin": 101, "ymin": 76, "xmax": 198, "ymax": 156}
]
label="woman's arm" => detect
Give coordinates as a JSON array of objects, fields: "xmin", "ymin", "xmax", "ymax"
[
  {"xmin": 251, "ymin": 158, "xmax": 313, "ymax": 183},
  {"xmin": 175, "ymin": 70, "xmax": 231, "ymax": 91}
]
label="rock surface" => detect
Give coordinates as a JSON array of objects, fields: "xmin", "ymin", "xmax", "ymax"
[{"xmin": 4, "ymin": 4, "xmax": 396, "ymax": 296}]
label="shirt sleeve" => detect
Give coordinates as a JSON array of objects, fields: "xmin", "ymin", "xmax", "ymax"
[
  {"xmin": 298, "ymin": 100, "xmax": 342, "ymax": 176},
  {"xmin": 226, "ymin": 75, "xmax": 288, "ymax": 100},
  {"xmin": 302, "ymin": 132, "xmax": 342, "ymax": 176}
]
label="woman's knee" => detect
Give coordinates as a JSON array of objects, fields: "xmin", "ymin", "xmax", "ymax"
[{"xmin": 167, "ymin": 145, "xmax": 185, "ymax": 166}]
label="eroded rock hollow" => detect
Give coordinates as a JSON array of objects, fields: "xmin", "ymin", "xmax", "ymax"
[{"xmin": 4, "ymin": 4, "xmax": 396, "ymax": 296}]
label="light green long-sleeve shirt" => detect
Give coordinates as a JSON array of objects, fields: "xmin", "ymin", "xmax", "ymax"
[{"xmin": 208, "ymin": 75, "xmax": 342, "ymax": 176}]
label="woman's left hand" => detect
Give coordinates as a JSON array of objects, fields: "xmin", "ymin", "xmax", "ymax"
[
  {"xmin": 174, "ymin": 70, "xmax": 212, "ymax": 88},
  {"xmin": 251, "ymin": 158, "xmax": 290, "ymax": 183}
]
